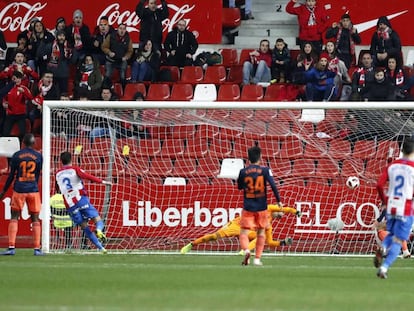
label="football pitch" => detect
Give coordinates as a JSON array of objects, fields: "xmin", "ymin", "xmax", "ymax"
[{"xmin": 1, "ymin": 251, "xmax": 413, "ymax": 311}]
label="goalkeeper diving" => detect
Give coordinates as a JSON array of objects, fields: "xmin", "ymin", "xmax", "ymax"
[{"xmin": 180, "ymin": 204, "xmax": 302, "ymax": 254}]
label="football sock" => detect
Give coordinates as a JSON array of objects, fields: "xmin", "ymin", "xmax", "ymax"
[
  {"xmin": 83, "ymin": 226, "xmax": 104, "ymax": 249},
  {"xmin": 383, "ymin": 241, "xmax": 401, "ymax": 269},
  {"xmin": 382, "ymin": 234, "xmax": 393, "ymax": 254},
  {"xmin": 96, "ymin": 220, "xmax": 104, "ymax": 232},
  {"xmin": 32, "ymin": 221, "xmax": 41, "ymax": 249},
  {"xmin": 8, "ymin": 219, "xmax": 18, "ymax": 248},
  {"xmin": 255, "ymin": 235, "xmax": 265, "ymax": 259},
  {"xmin": 402, "ymin": 240, "xmax": 408, "ymax": 252},
  {"xmin": 239, "ymin": 233, "xmax": 249, "ymax": 250}
]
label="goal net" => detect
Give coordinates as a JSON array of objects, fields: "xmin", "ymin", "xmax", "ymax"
[{"xmin": 42, "ymin": 101, "xmax": 414, "ymax": 255}]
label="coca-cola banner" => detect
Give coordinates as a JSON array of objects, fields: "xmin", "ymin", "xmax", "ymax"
[
  {"xmin": 0, "ymin": 0, "xmax": 222, "ymax": 44},
  {"xmin": 0, "ymin": 181, "xmax": 380, "ymax": 246}
]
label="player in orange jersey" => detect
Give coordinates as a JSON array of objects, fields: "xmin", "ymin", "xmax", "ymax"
[{"xmin": 180, "ymin": 204, "xmax": 301, "ymax": 254}]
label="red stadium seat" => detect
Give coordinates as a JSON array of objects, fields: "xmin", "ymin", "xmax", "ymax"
[
  {"xmin": 209, "ymin": 138, "xmax": 232, "ymax": 158},
  {"xmin": 376, "ymin": 140, "xmax": 400, "ymax": 159},
  {"xmin": 126, "ymin": 155, "xmax": 150, "ymax": 176},
  {"xmin": 243, "ymin": 120, "xmax": 267, "ymax": 140},
  {"xmin": 170, "ymin": 83, "xmax": 193, "ymax": 101},
  {"xmin": 159, "ymin": 138, "xmax": 185, "ymax": 158},
  {"xmin": 315, "ymin": 158, "xmax": 340, "ymax": 179},
  {"xmin": 238, "ymin": 49, "xmax": 255, "ymax": 65},
  {"xmin": 291, "ymin": 159, "xmax": 316, "ymax": 178},
  {"xmin": 51, "ymin": 136, "xmax": 68, "ymax": 157},
  {"xmin": 240, "ymin": 84, "xmax": 264, "ymax": 101},
  {"xmin": 146, "ymin": 84, "xmax": 170, "ymax": 101},
  {"xmin": 219, "ymin": 48, "xmax": 238, "ymax": 67},
  {"xmin": 195, "ymin": 124, "xmax": 220, "ymax": 141},
  {"xmin": 267, "ymin": 121, "xmax": 290, "ymax": 140},
  {"xmin": 264, "ymin": 84, "xmax": 286, "ymax": 101},
  {"xmin": 226, "ymin": 66, "xmax": 243, "ymax": 84},
  {"xmin": 185, "ymin": 137, "xmax": 209, "ymax": 158},
  {"xmin": 172, "ymin": 124, "xmax": 196, "ymax": 139},
  {"xmin": 291, "ymin": 121, "xmax": 315, "ymax": 139},
  {"xmin": 253, "ymin": 109, "xmax": 278, "ymax": 122},
  {"xmin": 173, "ymin": 157, "xmax": 197, "ymax": 177},
  {"xmin": 0, "ymin": 157, "xmax": 9, "ymax": 175},
  {"xmin": 136, "ymin": 138, "xmax": 161, "ymax": 157},
  {"xmin": 328, "ymin": 140, "xmax": 351, "ymax": 160},
  {"xmin": 341, "ymin": 159, "xmax": 365, "ymax": 177},
  {"xmin": 268, "ymin": 158, "xmax": 291, "ymax": 178},
  {"xmin": 232, "ymin": 138, "xmax": 257, "ymax": 158},
  {"xmin": 180, "ymin": 66, "xmax": 204, "ymax": 85},
  {"xmin": 276, "ymin": 109, "xmax": 301, "ymax": 121},
  {"xmin": 258, "ymin": 139, "xmax": 280, "ymax": 159},
  {"xmin": 195, "ymin": 156, "xmax": 221, "ymax": 177},
  {"xmin": 203, "ymin": 65, "xmax": 227, "ymax": 84},
  {"xmin": 159, "ymin": 66, "xmax": 180, "ymax": 83},
  {"xmin": 148, "ymin": 157, "xmax": 173, "ymax": 177},
  {"xmin": 222, "ymin": 8, "xmax": 241, "ymax": 28},
  {"xmin": 279, "ymin": 137, "xmax": 304, "ymax": 159},
  {"xmin": 365, "ymin": 159, "xmax": 388, "ymax": 181},
  {"xmin": 88, "ymin": 137, "xmax": 112, "ymax": 157},
  {"xmin": 352, "ymin": 140, "xmax": 377, "ymax": 160},
  {"xmin": 217, "ymin": 84, "xmax": 240, "ymax": 101},
  {"xmin": 122, "ymin": 83, "xmax": 146, "ymax": 100},
  {"xmin": 304, "ymin": 141, "xmax": 328, "ymax": 159}
]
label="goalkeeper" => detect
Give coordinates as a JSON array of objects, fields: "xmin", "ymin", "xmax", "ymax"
[{"xmin": 180, "ymin": 204, "xmax": 301, "ymax": 254}]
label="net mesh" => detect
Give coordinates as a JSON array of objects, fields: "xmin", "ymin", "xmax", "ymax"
[{"xmin": 46, "ymin": 106, "xmax": 414, "ymax": 254}]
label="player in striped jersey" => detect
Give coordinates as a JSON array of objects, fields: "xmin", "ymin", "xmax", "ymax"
[
  {"xmin": 375, "ymin": 138, "xmax": 414, "ymax": 278},
  {"xmin": 55, "ymin": 151, "xmax": 112, "ymax": 253}
]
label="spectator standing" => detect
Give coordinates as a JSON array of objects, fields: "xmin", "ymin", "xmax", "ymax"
[
  {"xmin": 242, "ymin": 39, "xmax": 272, "ymax": 85},
  {"xmin": 271, "ymin": 38, "xmax": 291, "ymax": 83},
  {"xmin": 0, "ymin": 29, "xmax": 7, "ymax": 70},
  {"xmin": 91, "ymin": 16, "xmax": 115, "ymax": 65},
  {"xmin": 30, "ymin": 70, "xmax": 60, "ymax": 127},
  {"xmin": 135, "ymin": 0, "xmax": 169, "ymax": 52},
  {"xmin": 325, "ymin": 13, "xmax": 361, "ymax": 69},
  {"xmin": 286, "ymin": 0, "xmax": 329, "ymax": 53},
  {"xmin": 53, "ymin": 17, "xmax": 67, "ymax": 38},
  {"xmin": 101, "ymin": 24, "xmax": 133, "ymax": 86},
  {"xmin": 28, "ymin": 20, "xmax": 55, "ymax": 75},
  {"xmin": 164, "ymin": 19, "xmax": 198, "ymax": 67},
  {"xmin": 370, "ymin": 16, "xmax": 402, "ymax": 67},
  {"xmin": 66, "ymin": 9, "xmax": 92, "ymax": 65},
  {"xmin": 0, "ymin": 134, "xmax": 43, "ymax": 256},
  {"xmin": 2, "ymin": 71, "xmax": 33, "ymax": 139},
  {"xmin": 73, "ymin": 54, "xmax": 103, "ymax": 100},
  {"xmin": 229, "ymin": 0, "xmax": 254, "ymax": 20},
  {"xmin": 39, "ymin": 30, "xmax": 73, "ymax": 94},
  {"xmin": 130, "ymin": 39, "xmax": 160, "ymax": 82}
]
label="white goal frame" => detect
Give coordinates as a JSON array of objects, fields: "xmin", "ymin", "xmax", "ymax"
[{"xmin": 41, "ymin": 100, "xmax": 414, "ymax": 253}]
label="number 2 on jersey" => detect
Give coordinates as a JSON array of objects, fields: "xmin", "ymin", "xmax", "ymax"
[{"xmin": 18, "ymin": 160, "xmax": 36, "ymax": 182}]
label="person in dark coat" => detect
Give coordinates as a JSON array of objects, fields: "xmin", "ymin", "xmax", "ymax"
[
  {"xmin": 135, "ymin": 0, "xmax": 169, "ymax": 52},
  {"xmin": 164, "ymin": 19, "xmax": 198, "ymax": 67}
]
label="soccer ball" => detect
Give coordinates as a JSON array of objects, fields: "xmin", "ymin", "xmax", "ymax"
[{"xmin": 346, "ymin": 176, "xmax": 360, "ymax": 189}]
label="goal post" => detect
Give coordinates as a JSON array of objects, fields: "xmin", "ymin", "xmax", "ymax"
[{"xmin": 41, "ymin": 100, "xmax": 414, "ymax": 254}]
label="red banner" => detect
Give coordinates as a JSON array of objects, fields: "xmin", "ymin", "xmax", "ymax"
[
  {"xmin": 322, "ymin": 0, "xmax": 414, "ymax": 46},
  {"xmin": 0, "ymin": 0, "xmax": 222, "ymax": 44},
  {"xmin": 0, "ymin": 181, "xmax": 380, "ymax": 247}
]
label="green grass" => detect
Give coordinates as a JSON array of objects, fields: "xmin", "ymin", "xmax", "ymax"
[{"xmin": 1, "ymin": 251, "xmax": 413, "ymax": 311}]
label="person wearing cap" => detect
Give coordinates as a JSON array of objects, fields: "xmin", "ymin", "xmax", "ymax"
[
  {"xmin": 91, "ymin": 16, "xmax": 115, "ymax": 65},
  {"xmin": 53, "ymin": 17, "xmax": 66, "ymax": 39},
  {"xmin": 370, "ymin": 16, "xmax": 402, "ymax": 67},
  {"xmin": 325, "ymin": 13, "xmax": 361, "ymax": 69},
  {"xmin": 135, "ymin": 0, "xmax": 169, "ymax": 52},
  {"xmin": 304, "ymin": 52, "xmax": 337, "ymax": 101},
  {"xmin": 66, "ymin": 9, "xmax": 92, "ymax": 65}
]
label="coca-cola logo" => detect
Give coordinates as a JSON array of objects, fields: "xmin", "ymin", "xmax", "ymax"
[
  {"xmin": 0, "ymin": 2, "xmax": 45, "ymax": 32},
  {"xmin": 99, "ymin": 3, "xmax": 196, "ymax": 35}
]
